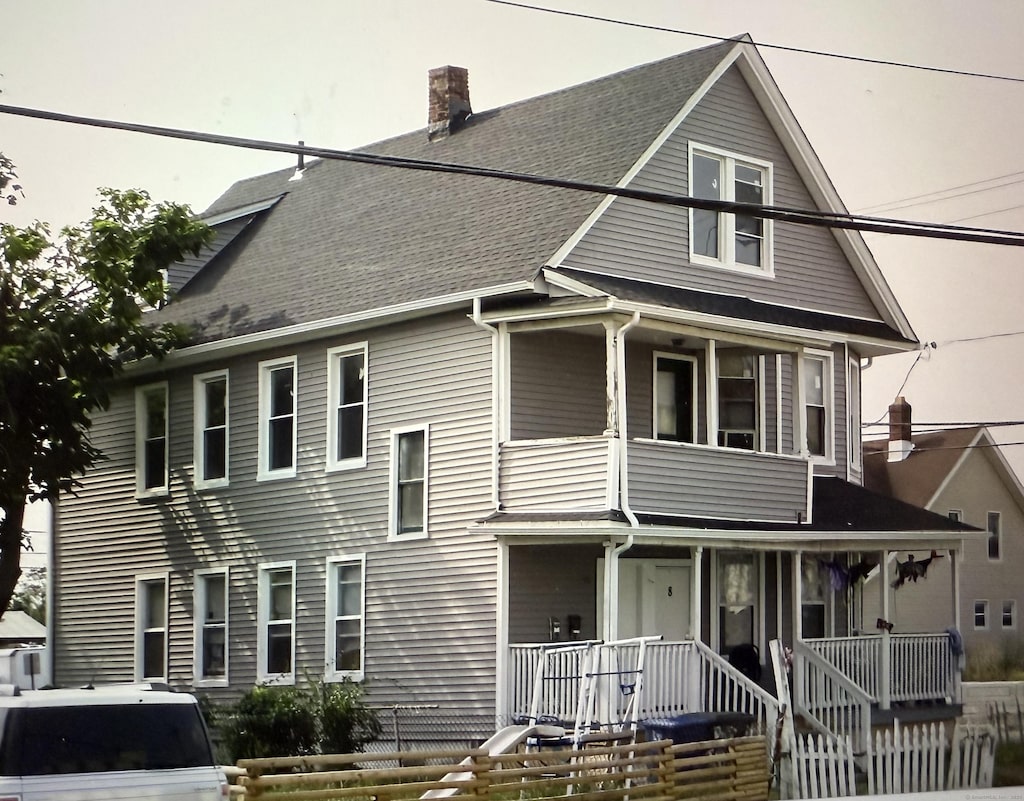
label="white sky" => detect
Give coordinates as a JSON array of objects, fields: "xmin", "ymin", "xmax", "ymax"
[{"xmin": 3, "ymin": 0, "xmax": 1024, "ymax": 490}]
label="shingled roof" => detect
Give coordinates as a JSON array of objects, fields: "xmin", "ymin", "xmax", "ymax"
[{"xmin": 157, "ymin": 39, "xmax": 738, "ymax": 344}]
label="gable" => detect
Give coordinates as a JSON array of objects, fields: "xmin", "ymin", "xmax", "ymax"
[{"xmin": 557, "ymin": 64, "xmax": 884, "ymax": 324}]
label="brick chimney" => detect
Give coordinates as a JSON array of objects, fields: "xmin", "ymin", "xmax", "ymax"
[
  {"xmin": 428, "ymin": 65, "xmax": 471, "ymax": 140},
  {"xmin": 888, "ymin": 396, "xmax": 914, "ymax": 462}
]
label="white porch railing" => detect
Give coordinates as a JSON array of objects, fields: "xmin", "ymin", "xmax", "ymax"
[
  {"xmin": 507, "ymin": 639, "xmax": 779, "ymax": 734},
  {"xmin": 793, "ymin": 640, "xmax": 873, "ymax": 757},
  {"xmin": 802, "ymin": 633, "xmax": 960, "ymax": 707}
]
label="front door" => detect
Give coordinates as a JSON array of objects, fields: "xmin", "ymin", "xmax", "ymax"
[{"xmin": 597, "ymin": 559, "xmax": 691, "ymax": 641}]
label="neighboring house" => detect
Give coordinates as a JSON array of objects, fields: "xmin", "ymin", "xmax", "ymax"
[
  {"xmin": 0, "ymin": 611, "xmax": 46, "ymax": 647},
  {"xmin": 864, "ymin": 397, "xmax": 1023, "ymax": 653},
  {"xmin": 52, "ymin": 36, "xmax": 972, "ymax": 739}
]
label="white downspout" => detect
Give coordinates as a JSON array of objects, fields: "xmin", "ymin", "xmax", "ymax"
[
  {"xmin": 604, "ymin": 312, "xmax": 641, "ymax": 641},
  {"xmin": 471, "ymin": 297, "xmax": 501, "ymax": 511}
]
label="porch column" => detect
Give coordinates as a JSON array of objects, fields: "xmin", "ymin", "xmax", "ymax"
[
  {"xmin": 792, "ymin": 551, "xmax": 803, "ymax": 700},
  {"xmin": 705, "ymin": 340, "xmax": 717, "ymax": 444},
  {"xmin": 603, "ymin": 321, "xmax": 618, "ymax": 436},
  {"xmin": 950, "ymin": 547, "xmax": 961, "ymax": 632},
  {"xmin": 879, "ymin": 549, "xmax": 891, "ymax": 710},
  {"xmin": 692, "ymin": 546, "xmax": 703, "ymax": 640}
]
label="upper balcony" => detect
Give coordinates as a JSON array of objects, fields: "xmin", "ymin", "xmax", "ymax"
[{"xmin": 494, "ymin": 312, "xmax": 849, "ymax": 523}]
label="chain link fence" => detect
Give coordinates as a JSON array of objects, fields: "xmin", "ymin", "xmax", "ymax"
[{"xmin": 366, "ymin": 706, "xmax": 499, "ymax": 757}]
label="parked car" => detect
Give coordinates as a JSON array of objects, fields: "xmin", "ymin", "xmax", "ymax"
[{"xmin": 0, "ymin": 683, "xmax": 228, "ymax": 800}]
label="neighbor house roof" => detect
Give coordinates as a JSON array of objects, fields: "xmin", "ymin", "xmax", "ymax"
[
  {"xmin": 863, "ymin": 427, "xmax": 985, "ymax": 508},
  {"xmin": 0, "ymin": 610, "xmax": 46, "ymax": 642}
]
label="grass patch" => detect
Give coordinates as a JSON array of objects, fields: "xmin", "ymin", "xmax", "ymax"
[{"xmin": 965, "ymin": 637, "xmax": 1024, "ymax": 682}]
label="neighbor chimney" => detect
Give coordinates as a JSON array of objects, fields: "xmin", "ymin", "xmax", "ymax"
[
  {"xmin": 888, "ymin": 396, "xmax": 914, "ymax": 462},
  {"xmin": 428, "ymin": 65, "xmax": 471, "ymax": 140}
]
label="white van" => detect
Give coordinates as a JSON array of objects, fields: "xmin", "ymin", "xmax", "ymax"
[{"xmin": 0, "ymin": 684, "xmax": 228, "ymax": 800}]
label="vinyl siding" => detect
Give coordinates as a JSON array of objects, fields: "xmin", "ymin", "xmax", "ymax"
[
  {"xmin": 507, "ymin": 545, "xmax": 602, "ymax": 644},
  {"xmin": 54, "ymin": 311, "xmax": 498, "ymax": 712},
  {"xmin": 562, "ymin": 66, "xmax": 882, "ymax": 322},
  {"xmin": 627, "ymin": 441, "xmax": 809, "ymax": 522}
]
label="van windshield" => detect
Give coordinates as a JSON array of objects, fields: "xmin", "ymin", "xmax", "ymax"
[{"xmin": 1, "ymin": 703, "xmax": 215, "ymax": 775}]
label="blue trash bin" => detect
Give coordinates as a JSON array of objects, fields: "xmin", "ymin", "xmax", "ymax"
[{"xmin": 641, "ymin": 713, "xmax": 717, "ymax": 744}]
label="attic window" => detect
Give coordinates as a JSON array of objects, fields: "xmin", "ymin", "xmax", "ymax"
[{"xmin": 689, "ymin": 143, "xmax": 773, "ymax": 276}]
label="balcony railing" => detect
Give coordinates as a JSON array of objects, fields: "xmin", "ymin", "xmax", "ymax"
[{"xmin": 498, "ymin": 435, "xmax": 811, "ymax": 522}]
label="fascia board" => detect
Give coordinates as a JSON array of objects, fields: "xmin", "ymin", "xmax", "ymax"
[
  {"xmin": 731, "ymin": 44, "xmax": 918, "ymax": 344},
  {"xmin": 200, "ymin": 195, "xmax": 284, "ymax": 226},
  {"xmin": 130, "ymin": 280, "xmax": 535, "ymax": 374}
]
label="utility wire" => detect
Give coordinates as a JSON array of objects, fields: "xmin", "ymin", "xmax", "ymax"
[
  {"xmin": 863, "ymin": 439, "xmax": 1024, "ymax": 455},
  {"xmin": 4, "ymin": 103, "xmax": 1024, "ymax": 248},
  {"xmin": 862, "ymin": 420, "xmax": 1024, "ymax": 429},
  {"xmin": 484, "ymin": 0, "xmax": 1024, "ymax": 85},
  {"xmin": 858, "ymin": 171, "xmax": 1024, "ymax": 215}
]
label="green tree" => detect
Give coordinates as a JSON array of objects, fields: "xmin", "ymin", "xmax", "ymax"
[
  {"xmin": 0, "ymin": 171, "xmax": 211, "ymax": 616},
  {"xmin": 10, "ymin": 566, "xmax": 45, "ymax": 623}
]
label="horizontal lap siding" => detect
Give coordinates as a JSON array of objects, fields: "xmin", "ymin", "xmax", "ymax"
[
  {"xmin": 509, "ymin": 330, "xmax": 606, "ymax": 439},
  {"xmin": 563, "ymin": 66, "xmax": 882, "ymax": 322},
  {"xmin": 499, "ymin": 441, "xmax": 611, "ymax": 511},
  {"xmin": 627, "ymin": 442, "xmax": 808, "ymax": 521},
  {"xmin": 55, "ymin": 312, "xmax": 498, "ymax": 712}
]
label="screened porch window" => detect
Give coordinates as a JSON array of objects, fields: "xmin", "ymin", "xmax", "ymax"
[
  {"xmin": 717, "ymin": 353, "xmax": 757, "ymax": 450},
  {"xmin": 718, "ymin": 552, "xmax": 756, "ymax": 653}
]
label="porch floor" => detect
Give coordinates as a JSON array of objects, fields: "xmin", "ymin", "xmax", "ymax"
[{"xmin": 871, "ymin": 701, "xmax": 963, "ymax": 728}]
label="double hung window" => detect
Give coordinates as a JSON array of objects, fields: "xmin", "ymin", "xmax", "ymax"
[
  {"xmin": 804, "ymin": 352, "xmax": 834, "ymax": 461},
  {"xmin": 690, "ymin": 144, "xmax": 773, "ymax": 273},
  {"xmin": 326, "ymin": 557, "xmax": 365, "ymax": 680},
  {"xmin": 194, "ymin": 371, "xmax": 229, "ymax": 487},
  {"xmin": 327, "ymin": 344, "xmax": 368, "ymax": 471},
  {"xmin": 717, "ymin": 353, "xmax": 757, "ymax": 450},
  {"xmin": 135, "ymin": 383, "xmax": 169, "ymax": 496},
  {"xmin": 136, "ymin": 575, "xmax": 168, "ymax": 681},
  {"xmin": 988, "ymin": 511, "xmax": 1002, "ymax": 560},
  {"xmin": 390, "ymin": 426, "xmax": 428, "ymax": 539},
  {"xmin": 194, "ymin": 569, "xmax": 228, "ymax": 684},
  {"xmin": 974, "ymin": 600, "xmax": 989, "ymax": 630},
  {"xmin": 258, "ymin": 563, "xmax": 295, "ymax": 682},
  {"xmin": 258, "ymin": 357, "xmax": 297, "ymax": 480}
]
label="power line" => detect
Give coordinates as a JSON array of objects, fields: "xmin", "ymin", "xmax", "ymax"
[
  {"xmin": 485, "ymin": 0, "xmax": 1024, "ymax": 85},
  {"xmin": 862, "ymin": 420, "xmax": 1024, "ymax": 429},
  {"xmin": 863, "ymin": 439, "xmax": 1024, "ymax": 455},
  {"xmin": 946, "ymin": 203, "xmax": 1024, "ymax": 225},
  {"xmin": 857, "ymin": 171, "xmax": 1024, "ymax": 215},
  {"xmin": 4, "ymin": 103, "xmax": 1024, "ymax": 249}
]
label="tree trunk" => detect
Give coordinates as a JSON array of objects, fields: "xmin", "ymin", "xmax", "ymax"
[{"xmin": 0, "ymin": 499, "xmax": 25, "ymax": 617}]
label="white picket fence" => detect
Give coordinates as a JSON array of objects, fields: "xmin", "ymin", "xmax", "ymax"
[{"xmin": 791, "ymin": 721, "xmax": 996, "ymax": 798}]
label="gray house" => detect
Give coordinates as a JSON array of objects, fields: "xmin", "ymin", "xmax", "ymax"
[
  {"xmin": 53, "ymin": 37, "xmax": 972, "ymax": 741},
  {"xmin": 864, "ymin": 398, "xmax": 1023, "ymax": 656}
]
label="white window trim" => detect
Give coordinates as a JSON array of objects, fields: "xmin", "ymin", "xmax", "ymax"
[
  {"xmin": 135, "ymin": 382, "xmax": 169, "ymax": 498},
  {"xmin": 258, "ymin": 356, "xmax": 298, "ymax": 481},
  {"xmin": 987, "ymin": 511, "xmax": 1002, "ymax": 562},
  {"xmin": 193, "ymin": 370, "xmax": 230, "ymax": 490},
  {"xmin": 388, "ymin": 424, "xmax": 430, "ymax": 541},
  {"xmin": 135, "ymin": 572, "xmax": 169, "ymax": 682},
  {"xmin": 974, "ymin": 599, "xmax": 989, "ymax": 631},
  {"xmin": 803, "ymin": 349, "xmax": 835, "ymax": 465},
  {"xmin": 1002, "ymin": 599, "xmax": 1017, "ymax": 630},
  {"xmin": 713, "ymin": 349, "xmax": 762, "ymax": 452},
  {"xmin": 326, "ymin": 343, "xmax": 369, "ymax": 472},
  {"xmin": 688, "ymin": 141, "xmax": 774, "ymax": 277},
  {"xmin": 193, "ymin": 567, "xmax": 229, "ymax": 688},
  {"xmin": 325, "ymin": 554, "xmax": 366, "ymax": 682},
  {"xmin": 652, "ymin": 351, "xmax": 698, "ymax": 443},
  {"xmin": 848, "ymin": 356, "xmax": 862, "ymax": 472},
  {"xmin": 257, "ymin": 561, "xmax": 297, "ymax": 685}
]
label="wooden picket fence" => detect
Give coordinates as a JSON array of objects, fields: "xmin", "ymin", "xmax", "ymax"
[
  {"xmin": 790, "ymin": 722, "xmax": 996, "ymax": 798},
  {"xmin": 231, "ymin": 734, "xmax": 770, "ymax": 801},
  {"xmin": 989, "ymin": 696, "xmax": 1024, "ymax": 744}
]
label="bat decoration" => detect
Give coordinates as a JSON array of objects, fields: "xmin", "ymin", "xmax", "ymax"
[{"xmin": 892, "ymin": 550, "xmax": 943, "ymax": 589}]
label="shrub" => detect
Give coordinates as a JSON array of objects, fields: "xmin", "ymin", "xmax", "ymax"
[
  {"xmin": 965, "ymin": 637, "xmax": 1024, "ymax": 682},
  {"xmin": 220, "ymin": 678, "xmax": 380, "ymax": 760}
]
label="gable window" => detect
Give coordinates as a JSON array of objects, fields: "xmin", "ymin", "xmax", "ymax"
[
  {"xmin": 974, "ymin": 600, "xmax": 989, "ymax": 630},
  {"xmin": 390, "ymin": 425, "xmax": 429, "ymax": 539},
  {"xmin": 717, "ymin": 353, "xmax": 758, "ymax": 450},
  {"xmin": 258, "ymin": 563, "xmax": 295, "ymax": 683},
  {"xmin": 689, "ymin": 143, "xmax": 773, "ymax": 273},
  {"xmin": 326, "ymin": 344, "xmax": 368, "ymax": 471},
  {"xmin": 1003, "ymin": 600, "xmax": 1017, "ymax": 630},
  {"xmin": 135, "ymin": 383, "xmax": 169, "ymax": 496},
  {"xmin": 804, "ymin": 352, "xmax": 834, "ymax": 461},
  {"xmin": 326, "ymin": 556, "xmax": 365, "ymax": 680},
  {"xmin": 194, "ymin": 569, "xmax": 228, "ymax": 685},
  {"xmin": 194, "ymin": 370, "xmax": 229, "ymax": 488},
  {"xmin": 987, "ymin": 511, "xmax": 1002, "ymax": 560},
  {"xmin": 258, "ymin": 357, "xmax": 297, "ymax": 480},
  {"xmin": 135, "ymin": 575, "xmax": 168, "ymax": 681},
  {"xmin": 654, "ymin": 354, "xmax": 697, "ymax": 443},
  {"xmin": 948, "ymin": 510, "xmax": 962, "ymax": 523}
]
